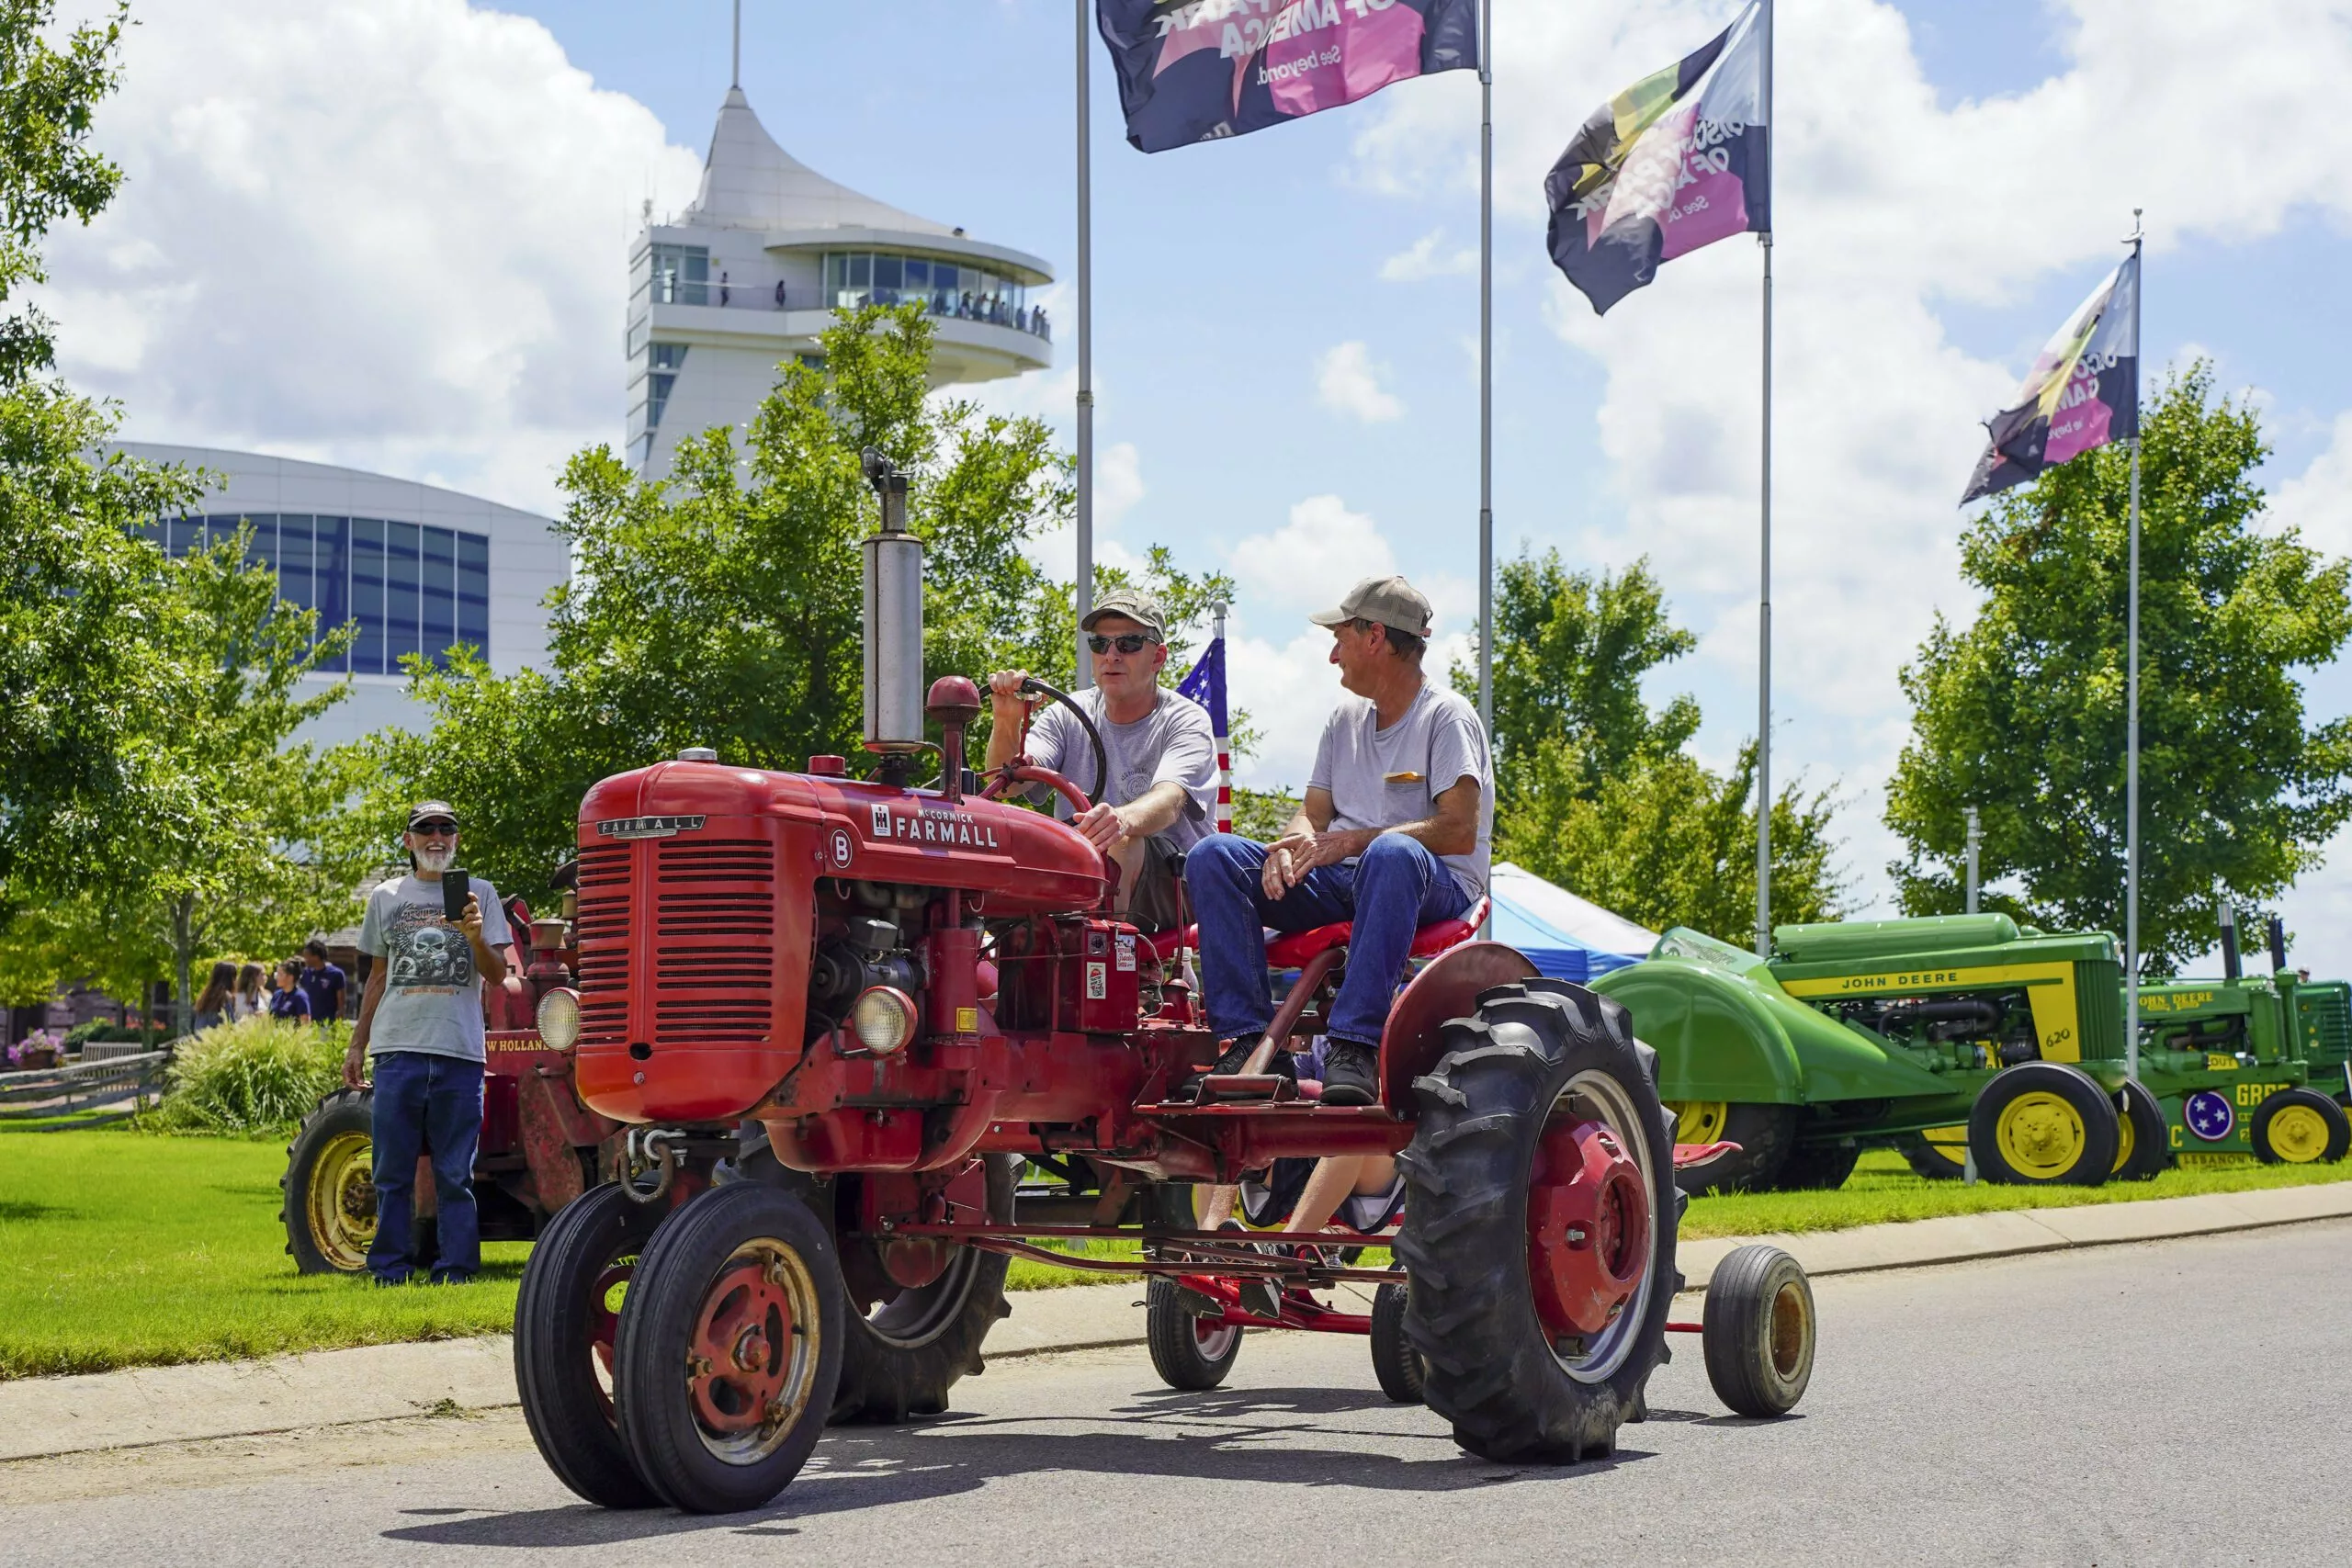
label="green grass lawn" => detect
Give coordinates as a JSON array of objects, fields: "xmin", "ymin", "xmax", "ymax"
[{"xmin": 5, "ymin": 1130, "xmax": 2348, "ymax": 1379}]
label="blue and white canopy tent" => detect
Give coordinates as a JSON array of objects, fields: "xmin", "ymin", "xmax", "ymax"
[{"xmin": 1487, "ymin": 863, "xmax": 1658, "ymax": 983}]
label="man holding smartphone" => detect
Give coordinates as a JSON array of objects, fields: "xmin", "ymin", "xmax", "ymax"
[{"xmin": 344, "ymin": 801, "xmax": 510, "ymax": 1286}]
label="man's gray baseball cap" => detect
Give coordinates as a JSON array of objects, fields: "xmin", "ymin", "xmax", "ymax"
[
  {"xmin": 407, "ymin": 800, "xmax": 459, "ymax": 829},
  {"xmin": 1309, "ymin": 575, "xmax": 1433, "ymax": 638},
  {"xmin": 1080, "ymin": 589, "xmax": 1167, "ymax": 640}
]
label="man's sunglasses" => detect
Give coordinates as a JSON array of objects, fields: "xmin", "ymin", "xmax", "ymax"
[
  {"xmin": 1087, "ymin": 633, "xmax": 1159, "ymax": 655},
  {"xmin": 411, "ymin": 822, "xmax": 458, "ymax": 838}
]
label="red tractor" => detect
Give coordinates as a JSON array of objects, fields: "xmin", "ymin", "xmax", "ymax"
[{"xmin": 512, "ymin": 453, "xmax": 1815, "ymax": 1515}]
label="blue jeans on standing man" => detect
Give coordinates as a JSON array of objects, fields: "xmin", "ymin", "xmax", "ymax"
[
  {"xmin": 368, "ymin": 1050, "xmax": 484, "ymax": 1284},
  {"xmin": 1184, "ymin": 830, "xmax": 1473, "ymax": 1050}
]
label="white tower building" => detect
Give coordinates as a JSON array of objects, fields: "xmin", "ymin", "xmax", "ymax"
[{"xmin": 628, "ymin": 84, "xmax": 1055, "ymax": 479}]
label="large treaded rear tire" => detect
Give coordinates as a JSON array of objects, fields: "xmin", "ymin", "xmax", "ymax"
[
  {"xmin": 1396, "ymin": 978, "xmax": 1673, "ymax": 1464},
  {"xmin": 830, "ymin": 1156, "xmax": 1018, "ymax": 1423},
  {"xmin": 1770, "ymin": 1140, "xmax": 1860, "ymax": 1192},
  {"xmin": 514, "ymin": 1181, "xmax": 666, "ymax": 1508}
]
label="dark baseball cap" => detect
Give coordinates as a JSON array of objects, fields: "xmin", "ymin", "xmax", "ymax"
[
  {"xmin": 1309, "ymin": 574, "xmax": 1433, "ymax": 638},
  {"xmin": 406, "ymin": 801, "xmax": 459, "ymax": 830},
  {"xmin": 1080, "ymin": 589, "xmax": 1167, "ymax": 640}
]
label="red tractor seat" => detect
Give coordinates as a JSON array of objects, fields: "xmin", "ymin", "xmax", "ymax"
[{"xmin": 1261, "ymin": 897, "xmax": 1489, "ymax": 971}]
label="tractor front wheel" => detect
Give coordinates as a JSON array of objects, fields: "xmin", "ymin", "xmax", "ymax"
[
  {"xmin": 2252, "ymin": 1088, "xmax": 2352, "ymax": 1166},
  {"xmin": 1369, "ymin": 1280, "xmax": 1425, "ymax": 1404},
  {"xmin": 282, "ymin": 1089, "xmax": 378, "ymax": 1274},
  {"xmin": 514, "ymin": 1181, "xmax": 667, "ymax": 1508},
  {"xmin": 615, "ymin": 1183, "xmax": 844, "ymax": 1515},
  {"xmin": 1899, "ymin": 1127, "xmax": 1969, "ymax": 1180},
  {"xmin": 1702, "ymin": 1244, "xmax": 1815, "ymax": 1416},
  {"xmin": 1968, "ymin": 1063, "xmax": 2120, "ymax": 1185},
  {"xmin": 1397, "ymin": 978, "xmax": 1672, "ymax": 1464},
  {"xmin": 1145, "ymin": 1277, "xmax": 1241, "ymax": 1391},
  {"xmin": 2113, "ymin": 1079, "xmax": 2172, "ymax": 1181}
]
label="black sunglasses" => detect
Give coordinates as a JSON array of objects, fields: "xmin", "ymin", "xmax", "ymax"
[
  {"xmin": 1087, "ymin": 633, "xmax": 1158, "ymax": 655},
  {"xmin": 411, "ymin": 821, "xmax": 458, "ymax": 837}
]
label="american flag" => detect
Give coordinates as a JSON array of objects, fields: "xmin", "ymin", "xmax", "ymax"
[{"xmin": 1176, "ymin": 633, "xmax": 1231, "ymax": 833}]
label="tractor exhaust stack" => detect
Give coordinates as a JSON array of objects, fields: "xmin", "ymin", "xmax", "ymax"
[
  {"xmin": 2219, "ymin": 901, "xmax": 2241, "ymax": 982},
  {"xmin": 861, "ymin": 447, "xmax": 924, "ymax": 754}
]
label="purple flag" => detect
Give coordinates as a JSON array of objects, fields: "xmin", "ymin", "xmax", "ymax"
[
  {"xmin": 1098, "ymin": 0, "xmax": 1480, "ymax": 154},
  {"xmin": 1544, "ymin": 1, "xmax": 1770, "ymax": 316},
  {"xmin": 1962, "ymin": 254, "xmax": 2142, "ymax": 502}
]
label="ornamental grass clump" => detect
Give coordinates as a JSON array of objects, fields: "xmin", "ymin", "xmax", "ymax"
[{"xmin": 144, "ymin": 1015, "xmax": 352, "ymax": 1136}]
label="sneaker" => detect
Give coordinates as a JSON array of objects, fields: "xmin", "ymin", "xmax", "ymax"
[
  {"xmin": 1319, "ymin": 1040, "xmax": 1380, "ymax": 1106},
  {"xmin": 1181, "ymin": 1032, "xmax": 1261, "ymax": 1101}
]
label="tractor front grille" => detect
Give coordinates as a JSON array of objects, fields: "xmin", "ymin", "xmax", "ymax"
[
  {"xmin": 651, "ymin": 838, "xmax": 775, "ymax": 1045},
  {"xmin": 574, "ymin": 843, "xmax": 632, "ymax": 1050}
]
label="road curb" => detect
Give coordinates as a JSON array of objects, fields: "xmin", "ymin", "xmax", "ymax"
[{"xmin": 4, "ymin": 1180, "xmax": 2347, "ymax": 1461}]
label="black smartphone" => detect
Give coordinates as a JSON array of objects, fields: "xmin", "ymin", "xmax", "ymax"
[{"xmin": 442, "ymin": 870, "xmax": 471, "ymax": 922}]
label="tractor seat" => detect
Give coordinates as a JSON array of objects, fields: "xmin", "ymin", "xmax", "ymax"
[{"xmin": 1261, "ymin": 897, "xmax": 1489, "ymax": 970}]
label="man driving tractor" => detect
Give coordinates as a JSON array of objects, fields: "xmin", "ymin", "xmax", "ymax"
[
  {"xmin": 1184, "ymin": 574, "xmax": 1493, "ymax": 1106},
  {"xmin": 985, "ymin": 588, "xmax": 1220, "ymax": 931}
]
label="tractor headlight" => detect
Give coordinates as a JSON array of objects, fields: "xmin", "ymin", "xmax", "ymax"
[
  {"xmin": 536, "ymin": 987, "xmax": 582, "ymax": 1051},
  {"xmin": 851, "ymin": 987, "xmax": 919, "ymax": 1055}
]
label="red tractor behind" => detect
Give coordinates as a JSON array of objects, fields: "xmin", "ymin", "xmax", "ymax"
[{"xmin": 512, "ymin": 453, "xmax": 1813, "ymax": 1514}]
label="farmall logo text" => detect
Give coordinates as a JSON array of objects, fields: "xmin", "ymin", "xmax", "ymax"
[
  {"xmin": 869, "ymin": 802, "xmax": 1001, "ymax": 850},
  {"xmin": 596, "ymin": 815, "xmax": 706, "ymax": 840}
]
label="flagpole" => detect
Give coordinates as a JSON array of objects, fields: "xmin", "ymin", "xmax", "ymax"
[
  {"xmin": 1074, "ymin": 0, "xmax": 1096, "ymax": 689},
  {"xmin": 1212, "ymin": 600, "xmax": 1233, "ymax": 834},
  {"xmin": 2125, "ymin": 208, "xmax": 2144, "ymax": 1082},
  {"xmin": 1476, "ymin": 0, "xmax": 1494, "ymax": 742},
  {"xmin": 1754, "ymin": 0, "xmax": 1775, "ymax": 958}
]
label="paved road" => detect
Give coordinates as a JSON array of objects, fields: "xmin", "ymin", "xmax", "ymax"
[{"xmin": 7, "ymin": 1222, "xmax": 2350, "ymax": 1567}]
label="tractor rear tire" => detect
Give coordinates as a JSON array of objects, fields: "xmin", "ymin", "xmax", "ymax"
[
  {"xmin": 1770, "ymin": 1141, "xmax": 1860, "ymax": 1192},
  {"xmin": 514, "ymin": 1181, "xmax": 667, "ymax": 1508},
  {"xmin": 1968, "ymin": 1062, "xmax": 2120, "ymax": 1185},
  {"xmin": 829, "ymin": 1156, "xmax": 1018, "ymax": 1424},
  {"xmin": 282, "ymin": 1089, "xmax": 378, "ymax": 1275},
  {"xmin": 1397, "ymin": 978, "xmax": 1673, "ymax": 1465},
  {"xmin": 1145, "ymin": 1277, "xmax": 1241, "ymax": 1391},
  {"xmin": 2252, "ymin": 1088, "xmax": 2352, "ymax": 1166},
  {"xmin": 1369, "ymin": 1280, "xmax": 1425, "ymax": 1404},
  {"xmin": 1671, "ymin": 1102, "xmax": 1798, "ymax": 1195},
  {"xmin": 615, "ymin": 1183, "xmax": 844, "ymax": 1515},
  {"xmin": 1702, "ymin": 1244, "xmax": 1815, "ymax": 1417},
  {"xmin": 1899, "ymin": 1129, "xmax": 1968, "ymax": 1181},
  {"xmin": 2113, "ymin": 1079, "xmax": 2172, "ymax": 1181}
]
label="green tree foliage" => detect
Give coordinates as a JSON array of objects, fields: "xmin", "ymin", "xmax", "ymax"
[
  {"xmin": 0, "ymin": 0, "xmax": 126, "ymax": 382},
  {"xmin": 1886, "ymin": 365, "xmax": 2352, "ymax": 972},
  {"xmin": 1458, "ymin": 549, "xmax": 1842, "ymax": 942},
  {"xmin": 361, "ymin": 306, "xmax": 1232, "ymax": 895}
]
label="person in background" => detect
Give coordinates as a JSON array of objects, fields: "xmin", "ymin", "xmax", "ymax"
[
  {"xmin": 299, "ymin": 939, "xmax": 347, "ymax": 1023},
  {"xmin": 232, "ymin": 962, "xmax": 266, "ymax": 1020},
  {"xmin": 343, "ymin": 801, "xmax": 510, "ymax": 1287},
  {"xmin": 191, "ymin": 961, "xmax": 237, "ymax": 1032},
  {"xmin": 268, "ymin": 960, "xmax": 312, "ymax": 1023}
]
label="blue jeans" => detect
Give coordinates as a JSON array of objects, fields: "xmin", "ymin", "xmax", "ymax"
[
  {"xmin": 368, "ymin": 1051, "xmax": 484, "ymax": 1283},
  {"xmin": 1185, "ymin": 831, "xmax": 1472, "ymax": 1048}
]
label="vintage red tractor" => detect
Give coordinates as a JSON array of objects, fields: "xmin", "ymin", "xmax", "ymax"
[{"xmin": 511, "ymin": 452, "xmax": 1814, "ymax": 1514}]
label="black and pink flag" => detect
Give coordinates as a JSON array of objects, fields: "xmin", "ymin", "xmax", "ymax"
[
  {"xmin": 1544, "ymin": 1, "xmax": 1770, "ymax": 316},
  {"xmin": 1097, "ymin": 0, "xmax": 1480, "ymax": 153},
  {"xmin": 1962, "ymin": 254, "xmax": 2142, "ymax": 502}
]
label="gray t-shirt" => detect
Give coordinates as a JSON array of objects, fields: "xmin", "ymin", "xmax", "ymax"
[
  {"xmin": 357, "ymin": 874, "xmax": 511, "ymax": 1062},
  {"xmin": 1308, "ymin": 682, "xmax": 1494, "ymax": 901},
  {"xmin": 1027, "ymin": 686, "xmax": 1220, "ymax": 852}
]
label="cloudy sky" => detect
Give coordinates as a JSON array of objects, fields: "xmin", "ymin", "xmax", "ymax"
[{"xmin": 41, "ymin": 0, "xmax": 2352, "ymax": 961}]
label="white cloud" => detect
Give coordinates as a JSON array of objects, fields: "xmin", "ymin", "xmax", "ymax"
[
  {"xmin": 1314, "ymin": 339, "xmax": 1406, "ymax": 423},
  {"xmin": 39, "ymin": 0, "xmax": 703, "ymax": 514},
  {"xmin": 1343, "ymin": 0, "xmax": 2352, "ymax": 919},
  {"xmin": 1379, "ymin": 228, "xmax": 1478, "ymax": 282},
  {"xmin": 2267, "ymin": 412, "xmax": 2352, "ymax": 559},
  {"xmin": 1096, "ymin": 440, "xmax": 1145, "ymax": 528}
]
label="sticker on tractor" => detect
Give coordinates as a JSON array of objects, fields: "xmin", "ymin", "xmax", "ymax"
[
  {"xmin": 1115, "ymin": 933, "xmax": 1137, "ymax": 972},
  {"xmin": 828, "ymin": 828, "xmax": 854, "ymax": 869},
  {"xmin": 2205, "ymin": 1053, "xmax": 2238, "ymax": 1072},
  {"xmin": 2185, "ymin": 1090, "xmax": 2236, "ymax": 1142},
  {"xmin": 1087, "ymin": 962, "xmax": 1107, "ymax": 999},
  {"xmin": 956, "ymin": 1005, "xmax": 980, "ymax": 1034}
]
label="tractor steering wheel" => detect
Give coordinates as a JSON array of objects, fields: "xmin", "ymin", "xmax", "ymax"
[{"xmin": 979, "ymin": 674, "xmax": 1110, "ymax": 813}]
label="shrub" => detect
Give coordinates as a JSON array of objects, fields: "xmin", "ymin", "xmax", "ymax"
[{"xmin": 143, "ymin": 1015, "xmax": 352, "ymax": 1136}]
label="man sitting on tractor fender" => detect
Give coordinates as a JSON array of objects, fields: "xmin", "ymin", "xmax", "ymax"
[
  {"xmin": 1183, "ymin": 575, "xmax": 1492, "ymax": 1106},
  {"xmin": 985, "ymin": 588, "xmax": 1220, "ymax": 931}
]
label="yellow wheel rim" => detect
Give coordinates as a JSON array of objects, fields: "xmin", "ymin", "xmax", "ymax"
[
  {"xmin": 306, "ymin": 1131, "xmax": 377, "ymax": 1271},
  {"xmin": 2111, "ymin": 1101, "xmax": 2136, "ymax": 1173},
  {"xmin": 2267, "ymin": 1103, "xmax": 2332, "ymax": 1164},
  {"xmin": 1668, "ymin": 1100, "xmax": 1729, "ymax": 1145},
  {"xmin": 1995, "ymin": 1090, "xmax": 2087, "ymax": 1181}
]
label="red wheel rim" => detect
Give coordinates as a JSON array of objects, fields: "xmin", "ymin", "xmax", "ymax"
[{"xmin": 1526, "ymin": 1118, "xmax": 1651, "ymax": 1345}]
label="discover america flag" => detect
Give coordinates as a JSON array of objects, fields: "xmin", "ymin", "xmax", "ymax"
[
  {"xmin": 1962, "ymin": 252, "xmax": 2142, "ymax": 503},
  {"xmin": 1544, "ymin": 0, "xmax": 1770, "ymax": 316},
  {"xmin": 1097, "ymin": 0, "xmax": 1479, "ymax": 154}
]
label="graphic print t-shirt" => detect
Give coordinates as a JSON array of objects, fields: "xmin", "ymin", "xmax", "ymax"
[{"xmin": 357, "ymin": 875, "xmax": 509, "ymax": 1062}]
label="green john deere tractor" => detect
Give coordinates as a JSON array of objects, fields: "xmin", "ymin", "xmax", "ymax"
[{"xmin": 1593, "ymin": 914, "xmax": 2149, "ymax": 1192}]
